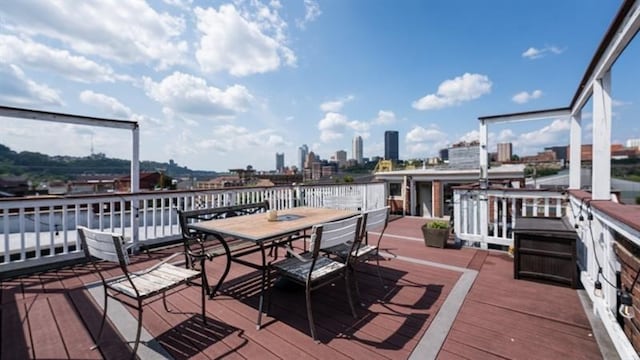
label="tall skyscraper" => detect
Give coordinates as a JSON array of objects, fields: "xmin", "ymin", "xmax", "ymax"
[
  {"xmin": 384, "ymin": 130, "xmax": 399, "ymax": 162},
  {"xmin": 352, "ymin": 136, "xmax": 363, "ymax": 164},
  {"xmin": 275, "ymin": 152, "xmax": 284, "ymax": 172},
  {"xmin": 335, "ymin": 150, "xmax": 347, "ymax": 167},
  {"xmin": 497, "ymin": 142, "xmax": 513, "ymax": 162},
  {"xmin": 298, "ymin": 144, "xmax": 308, "ymax": 170}
]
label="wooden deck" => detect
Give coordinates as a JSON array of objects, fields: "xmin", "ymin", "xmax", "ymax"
[{"xmin": 0, "ymin": 216, "xmax": 604, "ymax": 359}]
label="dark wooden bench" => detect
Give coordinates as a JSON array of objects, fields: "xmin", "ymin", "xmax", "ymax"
[{"xmin": 177, "ymin": 201, "xmax": 270, "ymax": 268}]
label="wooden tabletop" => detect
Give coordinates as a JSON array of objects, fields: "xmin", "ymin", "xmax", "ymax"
[{"xmin": 188, "ymin": 207, "xmax": 358, "ymax": 242}]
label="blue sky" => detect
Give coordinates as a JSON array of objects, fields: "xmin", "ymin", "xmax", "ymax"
[{"xmin": 1, "ymin": 0, "xmax": 638, "ymax": 172}]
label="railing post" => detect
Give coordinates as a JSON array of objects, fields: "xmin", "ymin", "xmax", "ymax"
[
  {"xmin": 592, "ymin": 71, "xmax": 612, "ymax": 200},
  {"xmin": 453, "ymin": 191, "xmax": 461, "ymax": 244}
]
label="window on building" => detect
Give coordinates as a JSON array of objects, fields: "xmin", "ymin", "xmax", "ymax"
[{"xmin": 389, "ymin": 182, "xmax": 402, "ymax": 197}]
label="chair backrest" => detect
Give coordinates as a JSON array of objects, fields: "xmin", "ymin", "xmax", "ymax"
[
  {"xmin": 362, "ymin": 206, "xmax": 390, "ymax": 246},
  {"xmin": 363, "ymin": 206, "xmax": 390, "ymax": 233},
  {"xmin": 309, "ymin": 215, "xmax": 363, "ymax": 256},
  {"xmin": 77, "ymin": 226, "xmax": 129, "ymax": 267}
]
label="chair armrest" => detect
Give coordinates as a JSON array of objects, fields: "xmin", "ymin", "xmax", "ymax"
[{"xmin": 284, "ymin": 245, "xmax": 310, "ymax": 262}]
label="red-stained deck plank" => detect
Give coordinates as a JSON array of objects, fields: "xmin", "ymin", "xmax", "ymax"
[
  {"xmin": 26, "ymin": 296, "xmax": 69, "ymax": 359},
  {"xmin": 438, "ymin": 251, "xmax": 602, "ymax": 360}
]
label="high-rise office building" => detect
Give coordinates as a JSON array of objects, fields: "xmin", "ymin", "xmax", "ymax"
[
  {"xmin": 275, "ymin": 152, "xmax": 284, "ymax": 172},
  {"xmin": 384, "ymin": 130, "xmax": 399, "ymax": 162},
  {"xmin": 335, "ymin": 150, "xmax": 347, "ymax": 167},
  {"xmin": 497, "ymin": 142, "xmax": 513, "ymax": 162},
  {"xmin": 298, "ymin": 144, "xmax": 308, "ymax": 170},
  {"xmin": 352, "ymin": 136, "xmax": 363, "ymax": 164}
]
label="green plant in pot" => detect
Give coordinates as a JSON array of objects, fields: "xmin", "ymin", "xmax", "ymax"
[{"xmin": 422, "ymin": 219, "xmax": 450, "ymax": 248}]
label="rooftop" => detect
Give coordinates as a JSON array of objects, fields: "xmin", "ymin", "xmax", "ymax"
[{"xmin": 0, "ymin": 217, "xmax": 608, "ymax": 359}]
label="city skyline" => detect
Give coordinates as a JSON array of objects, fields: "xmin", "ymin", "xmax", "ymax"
[{"xmin": 1, "ymin": 1, "xmax": 638, "ymax": 172}]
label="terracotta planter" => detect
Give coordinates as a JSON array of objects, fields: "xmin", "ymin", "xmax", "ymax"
[{"xmin": 422, "ymin": 221, "xmax": 450, "ymax": 248}]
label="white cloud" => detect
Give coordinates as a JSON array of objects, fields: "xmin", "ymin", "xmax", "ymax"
[
  {"xmin": 498, "ymin": 129, "xmax": 516, "ymax": 142},
  {"xmin": 406, "ymin": 125, "xmax": 447, "ymax": 143},
  {"xmin": 142, "ymin": 72, "xmax": 254, "ymax": 120},
  {"xmin": 80, "ymin": 90, "xmax": 132, "ymax": 118},
  {"xmin": 373, "ymin": 110, "xmax": 397, "ymax": 125},
  {"xmin": 320, "ymin": 95, "xmax": 354, "ymax": 112},
  {"xmin": 0, "ymin": 35, "xmax": 121, "ymax": 83},
  {"xmin": 195, "ymin": 125, "xmax": 287, "ymax": 153},
  {"xmin": 194, "ymin": 3, "xmax": 295, "ymax": 76},
  {"xmin": 0, "ymin": 64, "xmax": 63, "ymax": 106},
  {"xmin": 296, "ymin": 0, "xmax": 322, "ymax": 29},
  {"xmin": 162, "ymin": 0, "xmax": 192, "ymax": 10},
  {"xmin": 0, "ymin": 0, "xmax": 188, "ymax": 69},
  {"xmin": 412, "ymin": 73, "xmax": 492, "ymax": 110},
  {"xmin": 317, "ymin": 112, "xmax": 369, "ymax": 143},
  {"xmin": 512, "ymin": 89, "xmax": 543, "ymax": 104},
  {"xmin": 510, "ymin": 119, "xmax": 571, "ymax": 155},
  {"xmin": 522, "ymin": 45, "xmax": 564, "ymax": 60},
  {"xmin": 80, "ymin": 90, "xmax": 162, "ymax": 127},
  {"xmin": 405, "ymin": 125, "xmax": 448, "ymax": 156},
  {"xmin": 458, "ymin": 130, "xmax": 480, "ymax": 143},
  {"xmin": 612, "ymin": 99, "xmax": 632, "ymax": 107},
  {"xmin": 518, "ymin": 119, "xmax": 570, "ymax": 145}
]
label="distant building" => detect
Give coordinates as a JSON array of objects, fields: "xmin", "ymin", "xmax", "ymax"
[
  {"xmin": 352, "ymin": 136, "xmax": 363, "ymax": 164},
  {"xmin": 197, "ymin": 176, "xmax": 242, "ymax": 189},
  {"xmin": 298, "ymin": 144, "xmax": 308, "ymax": 171},
  {"xmin": 448, "ymin": 142, "xmax": 479, "ymax": 169},
  {"xmin": 384, "ymin": 130, "xmax": 399, "ymax": 162},
  {"xmin": 521, "ymin": 150, "xmax": 556, "ymax": 163},
  {"xmin": 335, "ymin": 150, "xmax": 347, "ymax": 167},
  {"xmin": 497, "ymin": 142, "xmax": 513, "ymax": 162},
  {"xmin": 304, "ymin": 151, "xmax": 316, "ymax": 169},
  {"xmin": 439, "ymin": 148, "xmax": 449, "ymax": 162},
  {"xmin": 0, "ymin": 176, "xmax": 30, "ymax": 197},
  {"xmin": 275, "ymin": 152, "xmax": 284, "ymax": 173},
  {"xmin": 567, "ymin": 144, "xmax": 639, "ymax": 163},
  {"xmin": 627, "ymin": 138, "xmax": 640, "ymax": 149},
  {"xmin": 322, "ymin": 165, "xmax": 337, "ymax": 177},
  {"xmin": 312, "ymin": 162, "xmax": 322, "ymax": 180},
  {"xmin": 117, "ymin": 172, "xmax": 167, "ymax": 192},
  {"xmin": 544, "ymin": 145, "xmax": 568, "ymax": 166}
]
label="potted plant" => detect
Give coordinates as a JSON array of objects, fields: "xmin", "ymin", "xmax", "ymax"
[{"xmin": 422, "ymin": 219, "xmax": 450, "ymax": 248}]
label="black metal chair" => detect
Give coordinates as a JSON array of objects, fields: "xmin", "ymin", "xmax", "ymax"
[
  {"xmin": 323, "ymin": 206, "xmax": 391, "ymax": 292},
  {"xmin": 270, "ymin": 215, "xmax": 363, "ymax": 341},
  {"xmin": 77, "ymin": 226, "xmax": 207, "ymax": 359}
]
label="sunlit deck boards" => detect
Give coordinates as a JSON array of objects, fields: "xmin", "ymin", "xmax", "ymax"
[{"xmin": 0, "ymin": 216, "xmax": 603, "ymax": 359}]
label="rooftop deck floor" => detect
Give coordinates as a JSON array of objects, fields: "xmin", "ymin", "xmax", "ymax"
[{"xmin": 0, "ymin": 217, "xmax": 604, "ymax": 359}]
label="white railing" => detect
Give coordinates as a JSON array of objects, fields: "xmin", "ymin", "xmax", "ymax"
[
  {"xmin": 569, "ymin": 194, "xmax": 640, "ymax": 360},
  {"xmin": 0, "ymin": 182, "xmax": 386, "ymax": 273},
  {"xmin": 453, "ymin": 188, "xmax": 566, "ymax": 247},
  {"xmin": 453, "ymin": 187, "xmax": 640, "ymax": 358}
]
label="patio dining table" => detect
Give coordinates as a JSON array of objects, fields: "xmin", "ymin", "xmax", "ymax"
[{"xmin": 188, "ymin": 206, "xmax": 358, "ymax": 329}]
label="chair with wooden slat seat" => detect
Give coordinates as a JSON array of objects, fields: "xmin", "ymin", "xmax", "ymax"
[
  {"xmin": 77, "ymin": 226, "xmax": 207, "ymax": 359},
  {"xmin": 269, "ymin": 215, "xmax": 363, "ymax": 341},
  {"xmin": 322, "ymin": 206, "xmax": 390, "ymax": 293}
]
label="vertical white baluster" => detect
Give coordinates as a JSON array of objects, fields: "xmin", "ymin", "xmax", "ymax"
[
  {"xmin": 501, "ymin": 197, "xmax": 507, "ymax": 239},
  {"xmin": 49, "ymin": 205, "xmax": 55, "ymax": 256},
  {"xmin": 3, "ymin": 208, "xmax": 9, "ymax": 264},
  {"xmin": 34, "ymin": 206, "xmax": 41, "ymax": 258},
  {"xmin": 19, "ymin": 208, "xmax": 26, "ymax": 261},
  {"xmin": 544, "ymin": 197, "xmax": 550, "ymax": 217}
]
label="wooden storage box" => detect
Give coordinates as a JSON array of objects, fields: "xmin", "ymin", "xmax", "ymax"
[{"xmin": 513, "ymin": 217, "xmax": 578, "ymax": 288}]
